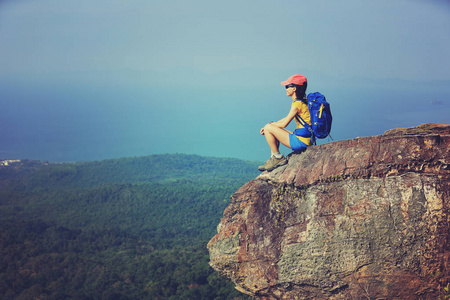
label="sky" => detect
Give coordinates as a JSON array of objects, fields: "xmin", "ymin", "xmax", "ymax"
[{"xmin": 1, "ymin": 0, "xmax": 449, "ymax": 162}]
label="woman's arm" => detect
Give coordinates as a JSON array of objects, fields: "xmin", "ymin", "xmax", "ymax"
[
  {"xmin": 270, "ymin": 105, "xmax": 299, "ymax": 128},
  {"xmin": 260, "ymin": 105, "xmax": 299, "ymax": 135}
]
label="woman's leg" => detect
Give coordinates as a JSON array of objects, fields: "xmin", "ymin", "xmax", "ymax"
[{"xmin": 263, "ymin": 123, "xmax": 291, "ymax": 155}]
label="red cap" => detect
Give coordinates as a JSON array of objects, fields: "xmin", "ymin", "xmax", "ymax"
[{"xmin": 281, "ymin": 74, "xmax": 307, "ymax": 86}]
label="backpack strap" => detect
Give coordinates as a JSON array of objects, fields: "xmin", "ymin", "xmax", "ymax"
[
  {"xmin": 294, "ymin": 114, "xmax": 316, "ymax": 145},
  {"xmin": 294, "ymin": 98, "xmax": 316, "ymax": 145}
]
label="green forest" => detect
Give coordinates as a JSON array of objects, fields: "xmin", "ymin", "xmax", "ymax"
[{"xmin": 0, "ymin": 154, "xmax": 260, "ymax": 299}]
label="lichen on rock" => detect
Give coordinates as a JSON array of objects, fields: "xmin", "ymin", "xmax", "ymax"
[{"xmin": 207, "ymin": 123, "xmax": 450, "ymax": 299}]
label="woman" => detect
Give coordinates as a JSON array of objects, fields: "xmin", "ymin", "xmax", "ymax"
[{"xmin": 258, "ymin": 74, "xmax": 312, "ymax": 172}]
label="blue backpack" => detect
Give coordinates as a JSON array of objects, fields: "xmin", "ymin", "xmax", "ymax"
[{"xmin": 295, "ymin": 92, "xmax": 332, "ymax": 144}]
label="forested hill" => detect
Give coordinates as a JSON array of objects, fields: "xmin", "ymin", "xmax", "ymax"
[{"xmin": 0, "ymin": 154, "xmax": 260, "ymax": 300}]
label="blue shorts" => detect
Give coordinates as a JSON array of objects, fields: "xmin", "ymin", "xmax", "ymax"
[{"xmin": 289, "ymin": 128, "xmax": 311, "ymax": 152}]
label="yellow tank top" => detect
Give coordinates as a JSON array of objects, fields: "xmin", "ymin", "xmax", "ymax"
[{"xmin": 291, "ymin": 100, "xmax": 312, "ymax": 145}]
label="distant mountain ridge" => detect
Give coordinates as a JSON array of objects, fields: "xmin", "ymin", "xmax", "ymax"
[{"xmin": 1, "ymin": 153, "xmax": 261, "ymax": 187}]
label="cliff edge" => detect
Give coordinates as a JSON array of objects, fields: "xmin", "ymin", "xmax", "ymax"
[{"xmin": 208, "ymin": 123, "xmax": 450, "ymax": 299}]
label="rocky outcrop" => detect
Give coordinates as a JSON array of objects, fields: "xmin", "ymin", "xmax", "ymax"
[{"xmin": 208, "ymin": 123, "xmax": 450, "ymax": 299}]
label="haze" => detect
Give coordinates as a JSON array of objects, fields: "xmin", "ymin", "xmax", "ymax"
[{"xmin": 1, "ymin": 0, "xmax": 449, "ymax": 162}]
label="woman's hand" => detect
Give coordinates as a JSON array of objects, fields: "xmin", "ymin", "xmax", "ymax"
[{"xmin": 261, "ymin": 122, "xmax": 274, "ymax": 135}]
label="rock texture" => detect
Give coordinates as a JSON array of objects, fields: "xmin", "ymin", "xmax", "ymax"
[{"xmin": 208, "ymin": 123, "xmax": 450, "ymax": 299}]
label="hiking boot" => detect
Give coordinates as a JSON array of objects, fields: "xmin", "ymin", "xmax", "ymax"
[{"xmin": 258, "ymin": 155, "xmax": 287, "ymax": 172}]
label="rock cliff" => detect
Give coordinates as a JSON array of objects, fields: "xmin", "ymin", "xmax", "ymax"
[{"xmin": 207, "ymin": 123, "xmax": 450, "ymax": 299}]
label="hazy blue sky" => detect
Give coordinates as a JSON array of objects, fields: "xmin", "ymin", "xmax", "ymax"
[{"xmin": 1, "ymin": 0, "xmax": 449, "ymax": 162}]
